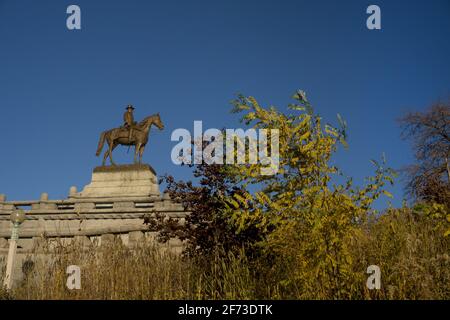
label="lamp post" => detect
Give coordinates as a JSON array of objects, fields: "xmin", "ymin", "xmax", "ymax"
[{"xmin": 3, "ymin": 208, "xmax": 26, "ymax": 290}]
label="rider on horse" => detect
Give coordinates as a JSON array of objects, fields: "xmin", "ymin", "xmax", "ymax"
[
  {"xmin": 123, "ymin": 104, "xmax": 138, "ymax": 142},
  {"xmin": 96, "ymin": 107, "xmax": 164, "ymax": 166}
]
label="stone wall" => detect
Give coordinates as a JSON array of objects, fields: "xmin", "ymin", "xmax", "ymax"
[{"xmin": 0, "ymin": 164, "xmax": 189, "ymax": 288}]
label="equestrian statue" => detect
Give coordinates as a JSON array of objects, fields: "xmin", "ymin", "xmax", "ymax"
[{"xmin": 96, "ymin": 104, "xmax": 164, "ymax": 166}]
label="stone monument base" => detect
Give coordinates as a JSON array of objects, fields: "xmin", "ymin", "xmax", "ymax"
[{"xmin": 76, "ymin": 164, "xmax": 160, "ymax": 198}]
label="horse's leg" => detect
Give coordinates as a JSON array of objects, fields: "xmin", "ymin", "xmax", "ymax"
[
  {"xmin": 134, "ymin": 143, "xmax": 141, "ymax": 164},
  {"xmin": 110, "ymin": 142, "xmax": 118, "ymax": 166},
  {"xmin": 102, "ymin": 137, "xmax": 110, "ymax": 166},
  {"xmin": 102, "ymin": 149, "xmax": 109, "ymax": 166},
  {"xmin": 108, "ymin": 137, "xmax": 117, "ymax": 166},
  {"xmin": 139, "ymin": 145, "xmax": 145, "ymax": 164}
]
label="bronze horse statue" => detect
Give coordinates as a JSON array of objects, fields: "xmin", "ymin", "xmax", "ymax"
[{"xmin": 96, "ymin": 113, "xmax": 164, "ymax": 166}]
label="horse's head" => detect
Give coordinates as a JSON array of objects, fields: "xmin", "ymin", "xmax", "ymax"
[
  {"xmin": 152, "ymin": 113, "xmax": 164, "ymax": 130},
  {"xmin": 139, "ymin": 113, "xmax": 164, "ymax": 131}
]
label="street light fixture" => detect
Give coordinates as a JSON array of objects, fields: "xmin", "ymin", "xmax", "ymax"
[
  {"xmin": 3, "ymin": 208, "xmax": 26, "ymax": 290},
  {"xmin": 10, "ymin": 209, "xmax": 26, "ymax": 225}
]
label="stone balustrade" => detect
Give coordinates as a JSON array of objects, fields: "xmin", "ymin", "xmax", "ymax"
[
  {"xmin": 0, "ymin": 162, "xmax": 189, "ymax": 289},
  {"xmin": 0, "ymin": 191, "xmax": 186, "ymax": 250}
]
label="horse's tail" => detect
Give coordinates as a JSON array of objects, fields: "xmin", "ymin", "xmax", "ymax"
[{"xmin": 96, "ymin": 131, "xmax": 107, "ymax": 156}]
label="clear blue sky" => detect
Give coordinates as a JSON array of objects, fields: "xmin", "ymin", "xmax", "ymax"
[{"xmin": 0, "ymin": 0, "xmax": 449, "ymax": 209}]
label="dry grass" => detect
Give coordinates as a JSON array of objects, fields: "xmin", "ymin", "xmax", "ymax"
[
  {"xmin": 351, "ymin": 209, "xmax": 450, "ymax": 299},
  {"xmin": 4, "ymin": 238, "xmax": 258, "ymax": 300},
  {"xmin": 1, "ymin": 208, "xmax": 449, "ymax": 300}
]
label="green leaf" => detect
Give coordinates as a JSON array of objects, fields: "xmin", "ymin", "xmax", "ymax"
[{"xmin": 382, "ymin": 190, "xmax": 393, "ymax": 198}]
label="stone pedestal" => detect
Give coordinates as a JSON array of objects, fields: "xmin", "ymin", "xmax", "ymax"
[{"xmin": 77, "ymin": 164, "xmax": 160, "ymax": 198}]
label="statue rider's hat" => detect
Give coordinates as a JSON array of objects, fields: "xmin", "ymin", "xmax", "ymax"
[{"xmin": 126, "ymin": 104, "xmax": 135, "ymax": 110}]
